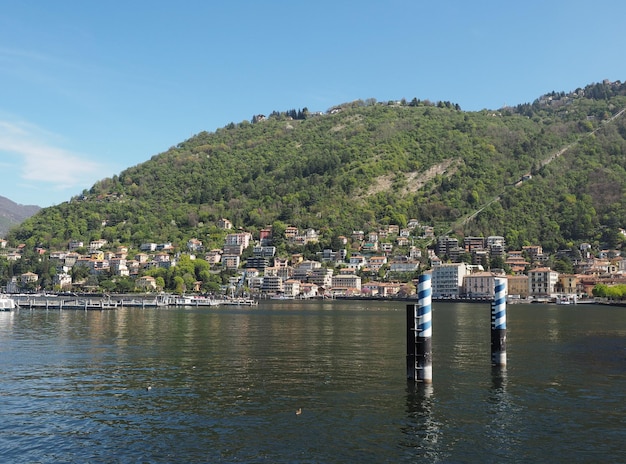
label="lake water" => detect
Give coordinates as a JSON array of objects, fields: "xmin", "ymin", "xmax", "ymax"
[{"xmin": 0, "ymin": 300, "xmax": 624, "ymax": 463}]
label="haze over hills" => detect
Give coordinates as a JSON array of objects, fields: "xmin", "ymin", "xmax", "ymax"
[
  {"xmin": 7, "ymin": 80, "xmax": 626, "ymax": 253},
  {"xmin": 0, "ymin": 196, "xmax": 40, "ymax": 238}
]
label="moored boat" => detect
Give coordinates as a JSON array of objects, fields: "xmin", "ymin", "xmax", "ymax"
[
  {"xmin": 222, "ymin": 298, "xmax": 258, "ymax": 306},
  {"xmin": 0, "ymin": 295, "xmax": 17, "ymax": 311}
]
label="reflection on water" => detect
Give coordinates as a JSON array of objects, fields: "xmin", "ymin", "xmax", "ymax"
[
  {"xmin": 486, "ymin": 367, "xmax": 523, "ymax": 460},
  {"xmin": 0, "ymin": 302, "xmax": 625, "ymax": 462},
  {"xmin": 403, "ymin": 382, "xmax": 443, "ymax": 461}
]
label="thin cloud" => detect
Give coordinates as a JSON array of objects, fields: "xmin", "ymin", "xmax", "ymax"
[{"xmin": 0, "ymin": 119, "xmax": 102, "ymax": 190}]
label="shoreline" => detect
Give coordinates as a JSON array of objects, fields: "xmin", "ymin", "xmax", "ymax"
[{"xmin": 5, "ymin": 292, "xmax": 611, "ymax": 309}]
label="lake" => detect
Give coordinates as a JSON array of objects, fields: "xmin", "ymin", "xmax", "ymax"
[{"xmin": 0, "ymin": 300, "xmax": 624, "ymax": 463}]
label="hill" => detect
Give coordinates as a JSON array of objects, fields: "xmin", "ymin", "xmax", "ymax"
[
  {"xmin": 8, "ymin": 80, "xmax": 626, "ymax": 253},
  {"xmin": 0, "ymin": 196, "xmax": 40, "ymax": 237}
]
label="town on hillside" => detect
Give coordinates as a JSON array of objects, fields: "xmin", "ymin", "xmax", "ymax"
[{"xmin": 1, "ymin": 217, "xmax": 625, "ymax": 302}]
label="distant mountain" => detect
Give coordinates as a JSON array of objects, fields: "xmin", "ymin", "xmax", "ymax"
[
  {"xmin": 0, "ymin": 196, "xmax": 40, "ymax": 237},
  {"xmin": 7, "ymin": 80, "xmax": 626, "ymax": 253}
]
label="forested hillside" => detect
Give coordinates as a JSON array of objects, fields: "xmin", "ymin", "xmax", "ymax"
[{"xmin": 8, "ymin": 81, "xmax": 626, "ymax": 252}]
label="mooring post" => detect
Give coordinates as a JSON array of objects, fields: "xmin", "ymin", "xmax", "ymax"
[
  {"xmin": 406, "ymin": 303, "xmax": 417, "ymax": 381},
  {"xmin": 416, "ymin": 274, "xmax": 433, "ymax": 383},
  {"xmin": 491, "ymin": 277, "xmax": 507, "ymax": 367}
]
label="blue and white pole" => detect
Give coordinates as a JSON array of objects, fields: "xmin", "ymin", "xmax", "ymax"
[
  {"xmin": 416, "ymin": 274, "xmax": 433, "ymax": 383},
  {"xmin": 491, "ymin": 277, "xmax": 507, "ymax": 367}
]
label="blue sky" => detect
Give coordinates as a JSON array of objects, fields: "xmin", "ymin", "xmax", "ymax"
[{"xmin": 2, "ymin": 1, "xmax": 626, "ymax": 207}]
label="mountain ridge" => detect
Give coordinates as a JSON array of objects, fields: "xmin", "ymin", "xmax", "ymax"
[
  {"xmin": 7, "ymin": 80, "xmax": 626, "ymax": 253},
  {"xmin": 0, "ymin": 196, "xmax": 41, "ymax": 237}
]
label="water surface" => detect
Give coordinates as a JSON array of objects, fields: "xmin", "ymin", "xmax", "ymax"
[{"xmin": 0, "ymin": 301, "xmax": 624, "ymax": 462}]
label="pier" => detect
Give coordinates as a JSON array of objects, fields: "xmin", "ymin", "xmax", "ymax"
[{"xmin": 10, "ymin": 294, "xmax": 251, "ymax": 310}]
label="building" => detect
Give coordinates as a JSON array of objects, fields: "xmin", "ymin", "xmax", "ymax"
[
  {"xmin": 205, "ymin": 250, "xmax": 222, "ymax": 265},
  {"xmin": 261, "ymin": 275, "xmax": 283, "ymax": 294},
  {"xmin": 217, "ymin": 218, "xmax": 233, "ymax": 230},
  {"xmin": 463, "ymin": 236, "xmax": 485, "ymax": 253},
  {"xmin": 471, "ymin": 249, "xmax": 490, "ymax": 267},
  {"xmin": 259, "ymin": 228, "xmax": 273, "ymax": 246},
  {"xmin": 21, "ymin": 272, "xmax": 39, "ymax": 286},
  {"xmin": 331, "ymin": 274, "xmax": 361, "ymax": 294},
  {"xmin": 293, "ymin": 228, "xmax": 319, "ymax": 245},
  {"xmin": 187, "ymin": 238, "xmax": 203, "ymax": 252},
  {"xmin": 222, "ymin": 255, "xmax": 241, "ymax": 270},
  {"xmin": 68, "ymin": 240, "xmax": 84, "ymax": 251},
  {"xmin": 246, "ymin": 257, "xmax": 269, "ymax": 271},
  {"xmin": 308, "ymin": 267, "xmax": 333, "ymax": 289},
  {"xmin": 528, "ymin": 267, "xmax": 559, "ymax": 298},
  {"xmin": 409, "ymin": 246, "xmax": 422, "ymax": 260},
  {"xmin": 506, "ymin": 251, "xmax": 529, "ymax": 274},
  {"xmin": 431, "ymin": 263, "xmax": 470, "ymax": 298},
  {"xmin": 253, "ymin": 246, "xmax": 276, "ymax": 258},
  {"xmin": 486, "ymin": 236, "xmax": 505, "ymax": 248},
  {"xmin": 225, "ymin": 232, "xmax": 252, "ymax": 248},
  {"xmin": 349, "ymin": 254, "xmax": 367, "ymax": 269},
  {"xmin": 89, "ymin": 239, "xmax": 107, "ymax": 252},
  {"xmin": 316, "ymin": 249, "xmax": 345, "ymax": 263},
  {"xmin": 300, "ymin": 283, "xmax": 319, "ymax": 298},
  {"xmin": 223, "ymin": 243, "xmax": 245, "ymax": 256},
  {"xmin": 506, "ymin": 275, "xmax": 529, "ymax": 299},
  {"xmin": 388, "ymin": 258, "xmax": 419, "ymax": 273},
  {"xmin": 109, "ymin": 258, "xmax": 129, "ymax": 276},
  {"xmin": 523, "ymin": 245, "xmax": 545, "ymax": 263},
  {"xmin": 53, "ymin": 273, "xmax": 72, "ymax": 290},
  {"xmin": 436, "ymin": 236, "xmax": 459, "ymax": 257},
  {"xmin": 366, "ymin": 281, "xmax": 402, "ymax": 297},
  {"xmin": 367, "ymin": 255, "xmax": 387, "ymax": 271},
  {"xmin": 463, "ymin": 272, "xmax": 498, "ymax": 298},
  {"xmin": 351, "ymin": 230, "xmax": 365, "ymax": 241},
  {"xmin": 380, "ymin": 242, "xmax": 394, "ymax": 253},
  {"xmin": 285, "ymin": 226, "xmax": 299, "ymax": 240},
  {"xmin": 140, "ymin": 243, "xmax": 158, "ymax": 252},
  {"xmin": 136, "ymin": 275, "xmax": 157, "ymax": 291},
  {"xmin": 555, "ymin": 274, "xmax": 581, "ymax": 295},
  {"xmin": 292, "ymin": 260, "xmax": 321, "ymax": 281},
  {"xmin": 283, "ymin": 279, "xmax": 301, "ymax": 298}
]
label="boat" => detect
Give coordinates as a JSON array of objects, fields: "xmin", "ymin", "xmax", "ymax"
[
  {"xmin": 0, "ymin": 295, "xmax": 17, "ymax": 311},
  {"xmin": 221, "ymin": 298, "xmax": 258, "ymax": 306},
  {"xmin": 173, "ymin": 295, "xmax": 223, "ymax": 307}
]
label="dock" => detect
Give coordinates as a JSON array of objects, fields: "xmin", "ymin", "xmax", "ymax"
[{"xmin": 11, "ymin": 294, "xmax": 251, "ymax": 310}]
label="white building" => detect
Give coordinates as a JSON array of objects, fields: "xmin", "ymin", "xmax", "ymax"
[
  {"xmin": 431, "ymin": 263, "xmax": 470, "ymax": 298},
  {"xmin": 187, "ymin": 238, "xmax": 203, "ymax": 252},
  {"xmin": 225, "ymin": 232, "xmax": 252, "ymax": 248},
  {"xmin": 283, "ymin": 279, "xmax": 301, "ymax": 298},
  {"xmin": 53, "ymin": 273, "xmax": 73, "ymax": 290},
  {"xmin": 528, "ymin": 267, "xmax": 559, "ymax": 298},
  {"xmin": 89, "ymin": 239, "xmax": 107, "ymax": 252},
  {"xmin": 349, "ymin": 254, "xmax": 367, "ymax": 269}
]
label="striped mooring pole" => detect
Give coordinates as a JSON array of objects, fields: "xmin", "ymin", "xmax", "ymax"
[
  {"xmin": 491, "ymin": 277, "xmax": 507, "ymax": 367},
  {"xmin": 407, "ymin": 274, "xmax": 433, "ymax": 383}
]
